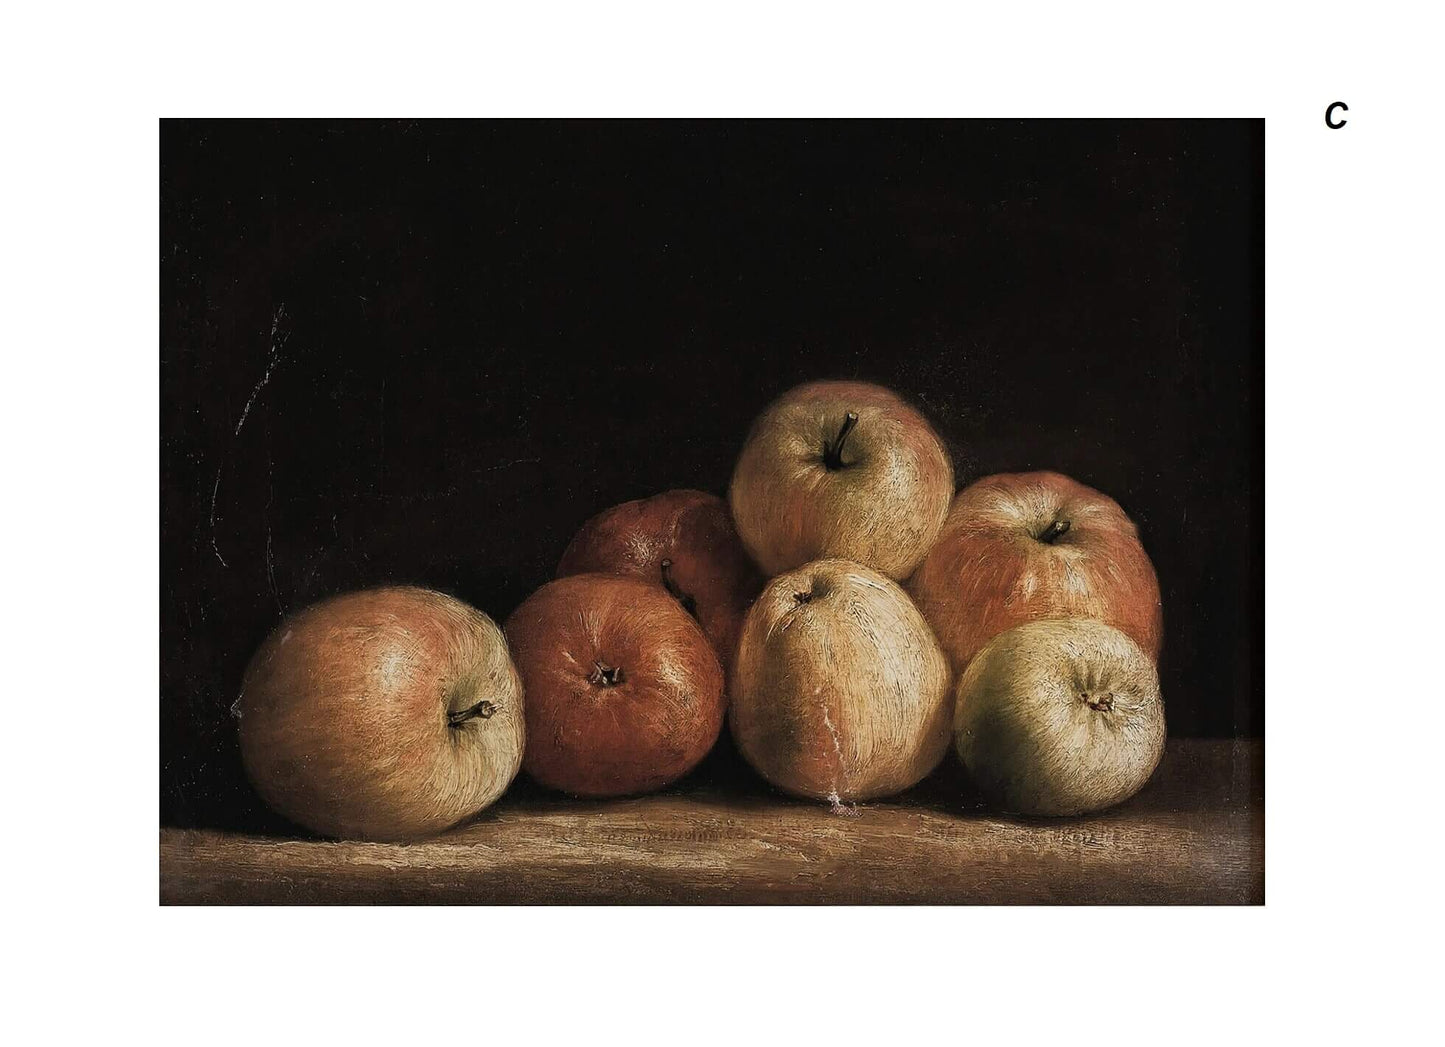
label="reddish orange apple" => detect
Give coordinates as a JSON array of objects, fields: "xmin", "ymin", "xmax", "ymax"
[
  {"xmin": 908, "ymin": 471, "xmax": 1163, "ymax": 678},
  {"xmin": 556, "ymin": 489, "xmax": 761, "ymax": 673},
  {"xmin": 505, "ymin": 574, "xmax": 726, "ymax": 798}
]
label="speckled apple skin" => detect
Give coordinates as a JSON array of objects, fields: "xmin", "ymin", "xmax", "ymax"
[
  {"xmin": 908, "ymin": 471, "xmax": 1163, "ymax": 680},
  {"xmin": 238, "ymin": 587, "xmax": 526, "ymax": 842},
  {"xmin": 729, "ymin": 381, "xmax": 954, "ymax": 580},
  {"xmin": 556, "ymin": 488, "xmax": 761, "ymax": 674},
  {"xmin": 505, "ymin": 574, "xmax": 726, "ymax": 798}
]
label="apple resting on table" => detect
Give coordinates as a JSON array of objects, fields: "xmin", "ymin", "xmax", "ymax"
[
  {"xmin": 556, "ymin": 488, "xmax": 761, "ymax": 673},
  {"xmin": 237, "ymin": 587, "xmax": 526, "ymax": 842},
  {"xmin": 729, "ymin": 380, "xmax": 954, "ymax": 580},
  {"xmin": 908, "ymin": 470, "xmax": 1163, "ymax": 679},
  {"xmin": 729, "ymin": 558, "xmax": 952, "ymax": 804},
  {"xmin": 505, "ymin": 573, "xmax": 726, "ymax": 798},
  {"xmin": 953, "ymin": 618, "xmax": 1166, "ymax": 816}
]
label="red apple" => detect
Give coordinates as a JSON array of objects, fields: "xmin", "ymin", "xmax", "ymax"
[
  {"xmin": 505, "ymin": 573, "xmax": 726, "ymax": 797},
  {"xmin": 555, "ymin": 488, "xmax": 761, "ymax": 673},
  {"xmin": 729, "ymin": 380, "xmax": 954, "ymax": 579},
  {"xmin": 237, "ymin": 587, "xmax": 526, "ymax": 842},
  {"xmin": 908, "ymin": 471, "xmax": 1163, "ymax": 679}
]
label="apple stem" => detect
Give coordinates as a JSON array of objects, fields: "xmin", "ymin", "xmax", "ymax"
[
  {"xmin": 659, "ymin": 558, "xmax": 700, "ymax": 619},
  {"xmin": 1038, "ymin": 519, "xmax": 1072, "ymax": 544},
  {"xmin": 588, "ymin": 661, "xmax": 626, "ymax": 687},
  {"xmin": 447, "ymin": 699, "xmax": 498, "ymax": 727},
  {"xmin": 822, "ymin": 411, "xmax": 859, "ymax": 470}
]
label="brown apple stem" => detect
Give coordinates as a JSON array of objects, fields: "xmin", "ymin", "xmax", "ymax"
[
  {"xmin": 1038, "ymin": 518, "xmax": 1072, "ymax": 544},
  {"xmin": 588, "ymin": 661, "xmax": 626, "ymax": 687},
  {"xmin": 447, "ymin": 699, "xmax": 498, "ymax": 727},
  {"xmin": 822, "ymin": 411, "xmax": 859, "ymax": 470},
  {"xmin": 659, "ymin": 558, "xmax": 700, "ymax": 619}
]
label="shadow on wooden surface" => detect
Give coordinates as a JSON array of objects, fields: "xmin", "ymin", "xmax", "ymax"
[{"xmin": 160, "ymin": 738, "xmax": 1263, "ymax": 904}]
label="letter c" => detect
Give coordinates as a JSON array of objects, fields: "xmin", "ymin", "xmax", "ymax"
[{"xmin": 1326, "ymin": 101, "xmax": 1348, "ymax": 129}]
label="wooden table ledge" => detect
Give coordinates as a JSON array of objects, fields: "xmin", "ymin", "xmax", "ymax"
[{"xmin": 161, "ymin": 738, "xmax": 1263, "ymax": 904}]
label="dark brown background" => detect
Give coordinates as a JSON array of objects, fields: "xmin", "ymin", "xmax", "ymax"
[{"xmin": 161, "ymin": 119, "xmax": 1263, "ymax": 832}]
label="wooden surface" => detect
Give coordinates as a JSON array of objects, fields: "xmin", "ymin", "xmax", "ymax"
[{"xmin": 161, "ymin": 738, "xmax": 1262, "ymax": 904}]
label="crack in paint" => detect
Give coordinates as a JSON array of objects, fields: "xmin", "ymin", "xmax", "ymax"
[{"xmin": 210, "ymin": 304, "xmax": 289, "ymax": 568}]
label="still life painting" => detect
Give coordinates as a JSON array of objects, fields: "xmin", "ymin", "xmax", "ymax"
[{"xmin": 160, "ymin": 118, "xmax": 1262, "ymax": 903}]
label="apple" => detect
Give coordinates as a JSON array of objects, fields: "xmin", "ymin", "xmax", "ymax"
[
  {"xmin": 505, "ymin": 573, "xmax": 725, "ymax": 797},
  {"xmin": 953, "ymin": 618, "xmax": 1166, "ymax": 816},
  {"xmin": 729, "ymin": 558, "xmax": 952, "ymax": 804},
  {"xmin": 728, "ymin": 380, "xmax": 954, "ymax": 580},
  {"xmin": 555, "ymin": 488, "xmax": 761, "ymax": 672},
  {"xmin": 908, "ymin": 470, "xmax": 1163, "ymax": 679},
  {"xmin": 237, "ymin": 586, "xmax": 526, "ymax": 842}
]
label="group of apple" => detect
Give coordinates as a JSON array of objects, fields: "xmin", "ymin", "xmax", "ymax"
[{"xmin": 236, "ymin": 380, "xmax": 1167, "ymax": 842}]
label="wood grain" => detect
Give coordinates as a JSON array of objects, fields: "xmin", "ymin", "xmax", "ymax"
[{"xmin": 160, "ymin": 738, "xmax": 1262, "ymax": 904}]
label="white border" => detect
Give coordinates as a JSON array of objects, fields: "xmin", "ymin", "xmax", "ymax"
[{"xmin": 6, "ymin": 2, "xmax": 1442, "ymax": 1041}]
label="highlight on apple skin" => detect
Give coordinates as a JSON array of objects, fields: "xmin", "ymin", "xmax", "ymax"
[
  {"xmin": 728, "ymin": 380, "xmax": 954, "ymax": 580},
  {"xmin": 555, "ymin": 488, "xmax": 762, "ymax": 674},
  {"xmin": 907, "ymin": 470, "xmax": 1163, "ymax": 680},
  {"xmin": 729, "ymin": 558, "xmax": 953, "ymax": 804},
  {"xmin": 953, "ymin": 618, "xmax": 1166, "ymax": 817},
  {"xmin": 504, "ymin": 573, "xmax": 726, "ymax": 798},
  {"xmin": 236, "ymin": 587, "xmax": 526, "ymax": 843}
]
